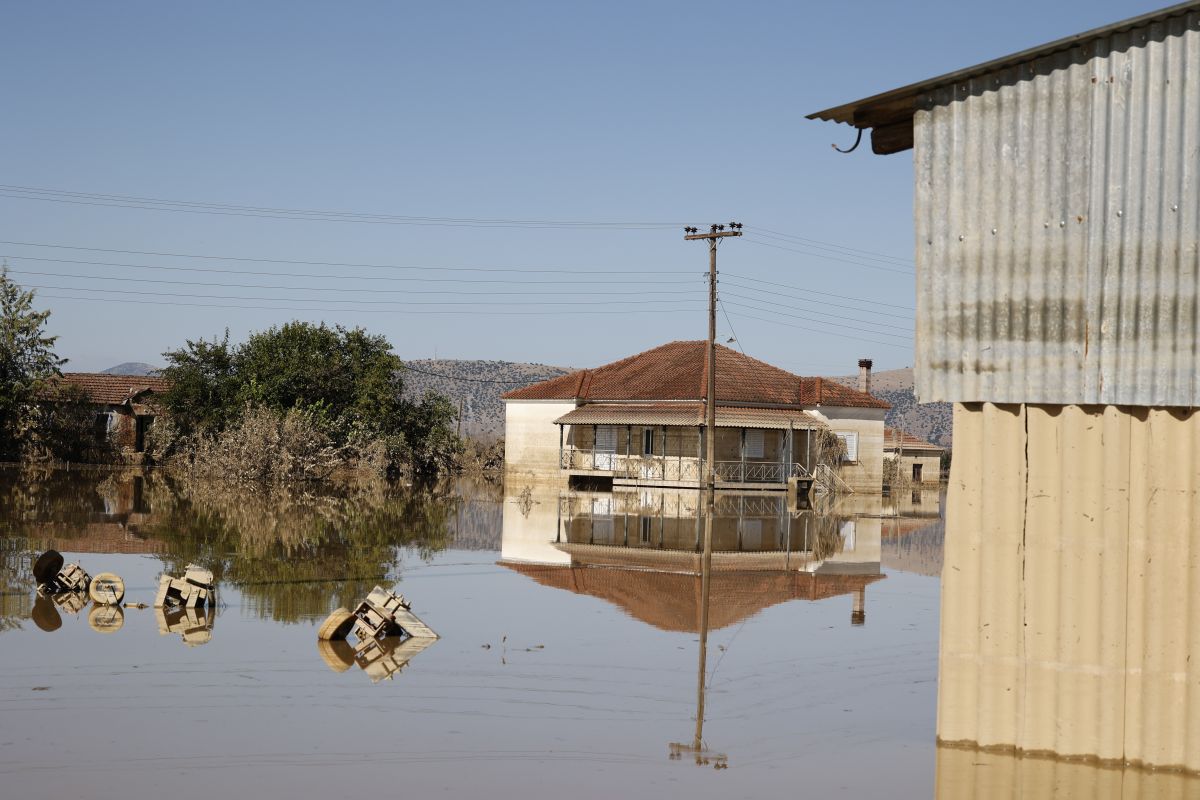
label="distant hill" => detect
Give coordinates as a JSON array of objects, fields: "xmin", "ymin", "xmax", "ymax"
[
  {"xmin": 101, "ymin": 362, "xmax": 161, "ymax": 376},
  {"xmin": 401, "ymin": 359, "xmax": 574, "ymax": 438},
  {"xmin": 831, "ymin": 367, "xmax": 953, "ymax": 448}
]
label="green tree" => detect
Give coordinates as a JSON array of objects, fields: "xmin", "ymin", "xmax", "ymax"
[
  {"xmin": 0, "ymin": 268, "xmax": 65, "ymax": 460},
  {"xmin": 160, "ymin": 321, "xmax": 461, "ymax": 479}
]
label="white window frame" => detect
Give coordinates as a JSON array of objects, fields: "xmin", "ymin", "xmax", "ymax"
[{"xmin": 835, "ymin": 431, "xmax": 859, "ymax": 463}]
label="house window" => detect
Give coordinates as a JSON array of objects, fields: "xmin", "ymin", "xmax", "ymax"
[
  {"xmin": 641, "ymin": 516, "xmax": 653, "ymax": 544},
  {"xmin": 744, "ymin": 429, "xmax": 764, "ymax": 459},
  {"xmin": 642, "ymin": 428, "xmax": 655, "ymax": 456},
  {"xmin": 741, "ymin": 519, "xmax": 763, "ymax": 550},
  {"xmin": 835, "ymin": 431, "xmax": 859, "ymax": 462}
]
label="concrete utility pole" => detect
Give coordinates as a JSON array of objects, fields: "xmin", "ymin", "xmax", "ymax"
[{"xmin": 684, "ymin": 223, "xmax": 743, "ymax": 496}]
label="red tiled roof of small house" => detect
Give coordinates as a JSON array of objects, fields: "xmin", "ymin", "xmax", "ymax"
[{"xmin": 51, "ymin": 373, "xmax": 171, "ymax": 405}]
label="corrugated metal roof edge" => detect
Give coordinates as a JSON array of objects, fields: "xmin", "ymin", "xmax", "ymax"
[{"xmin": 806, "ymin": 1, "xmax": 1200, "ymax": 127}]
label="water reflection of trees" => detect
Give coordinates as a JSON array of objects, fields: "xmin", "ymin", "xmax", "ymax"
[
  {"xmin": 0, "ymin": 467, "xmax": 459, "ymax": 627},
  {"xmin": 142, "ymin": 477, "xmax": 455, "ymax": 623}
]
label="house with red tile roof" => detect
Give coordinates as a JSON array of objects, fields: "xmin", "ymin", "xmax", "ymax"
[
  {"xmin": 883, "ymin": 427, "xmax": 945, "ymax": 486},
  {"xmin": 501, "ymin": 341, "xmax": 889, "ymax": 493},
  {"xmin": 51, "ymin": 373, "xmax": 171, "ymax": 456}
]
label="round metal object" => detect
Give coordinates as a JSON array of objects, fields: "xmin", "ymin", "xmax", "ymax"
[
  {"xmin": 31, "ymin": 595, "xmax": 62, "ymax": 632},
  {"xmin": 88, "ymin": 604, "xmax": 124, "ymax": 634},
  {"xmin": 32, "ymin": 550, "xmax": 64, "ymax": 585},
  {"xmin": 88, "ymin": 573, "xmax": 126, "ymax": 606}
]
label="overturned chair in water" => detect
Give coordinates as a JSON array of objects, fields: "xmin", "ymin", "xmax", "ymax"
[
  {"xmin": 32, "ymin": 550, "xmax": 90, "ymax": 596},
  {"xmin": 316, "ymin": 586, "xmax": 438, "ymax": 682}
]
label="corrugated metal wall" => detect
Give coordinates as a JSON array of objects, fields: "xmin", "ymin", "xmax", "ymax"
[
  {"xmin": 914, "ymin": 10, "xmax": 1200, "ymax": 406},
  {"xmin": 939, "ymin": 403, "xmax": 1200, "ymax": 771}
]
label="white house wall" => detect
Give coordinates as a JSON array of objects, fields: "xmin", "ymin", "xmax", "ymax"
[
  {"xmin": 811, "ymin": 406, "xmax": 886, "ymax": 493},
  {"xmin": 503, "ymin": 400, "xmax": 576, "ymax": 482}
]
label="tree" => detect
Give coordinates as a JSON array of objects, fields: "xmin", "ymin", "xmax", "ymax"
[
  {"xmin": 0, "ymin": 268, "xmax": 65, "ymax": 460},
  {"xmin": 160, "ymin": 321, "xmax": 460, "ymax": 479}
]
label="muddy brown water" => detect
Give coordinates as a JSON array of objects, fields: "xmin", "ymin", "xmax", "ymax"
[{"xmin": 0, "ymin": 466, "xmax": 1103, "ymax": 799}]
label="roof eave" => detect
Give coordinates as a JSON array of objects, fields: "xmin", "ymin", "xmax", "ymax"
[{"xmin": 806, "ymin": 1, "xmax": 1200, "ymax": 154}]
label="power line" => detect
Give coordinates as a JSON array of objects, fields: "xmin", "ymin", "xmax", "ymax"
[
  {"xmin": 0, "ymin": 240, "xmax": 694, "ymax": 275},
  {"xmin": 1, "ymin": 254, "xmax": 699, "ymax": 286},
  {"xmin": 4, "ymin": 266, "xmax": 706, "ymax": 298},
  {"xmin": 742, "ymin": 236, "xmax": 913, "ymax": 275},
  {"xmin": 0, "ymin": 185, "xmax": 685, "ymax": 230},
  {"xmin": 37, "ymin": 292, "xmax": 706, "ymax": 316},
  {"xmin": 21, "ymin": 282, "xmax": 706, "ymax": 308},
  {"xmin": 749, "ymin": 226, "xmax": 914, "ymax": 266},
  {"xmin": 717, "ymin": 299, "xmax": 744, "ymax": 355},
  {"xmin": 725, "ymin": 308, "xmax": 911, "ymax": 350},
  {"xmin": 723, "ymin": 279, "xmax": 913, "ymax": 320},
  {"xmin": 721, "ymin": 291, "xmax": 912, "ymax": 332},
  {"xmin": 721, "ymin": 273, "xmax": 914, "ymax": 310},
  {"xmin": 721, "ymin": 300, "xmax": 913, "ymax": 341}
]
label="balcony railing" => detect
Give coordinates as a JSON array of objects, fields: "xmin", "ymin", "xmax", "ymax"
[{"xmin": 560, "ymin": 448, "xmax": 812, "ymax": 484}]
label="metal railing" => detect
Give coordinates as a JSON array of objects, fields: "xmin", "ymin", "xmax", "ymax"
[{"xmin": 561, "ymin": 448, "xmax": 817, "ymax": 485}]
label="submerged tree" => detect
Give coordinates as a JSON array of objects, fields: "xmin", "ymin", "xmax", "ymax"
[
  {"xmin": 0, "ymin": 268, "xmax": 66, "ymax": 461},
  {"xmin": 160, "ymin": 321, "xmax": 461, "ymax": 480}
]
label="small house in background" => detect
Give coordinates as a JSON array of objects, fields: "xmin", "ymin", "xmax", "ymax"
[
  {"xmin": 883, "ymin": 427, "xmax": 944, "ymax": 486},
  {"xmin": 501, "ymin": 341, "xmax": 889, "ymax": 493},
  {"xmin": 56, "ymin": 373, "xmax": 171, "ymax": 455}
]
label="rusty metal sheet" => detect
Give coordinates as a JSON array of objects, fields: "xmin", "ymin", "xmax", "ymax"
[{"xmin": 914, "ymin": 10, "xmax": 1200, "ymax": 406}]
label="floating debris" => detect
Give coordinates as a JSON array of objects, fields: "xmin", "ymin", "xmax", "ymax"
[
  {"xmin": 154, "ymin": 565, "xmax": 215, "ymax": 610},
  {"xmin": 316, "ymin": 586, "xmax": 438, "ymax": 682},
  {"xmin": 33, "ymin": 551, "xmax": 92, "ymax": 596},
  {"xmin": 88, "ymin": 573, "xmax": 126, "ymax": 606},
  {"xmin": 155, "ymin": 605, "xmax": 213, "ymax": 646},
  {"xmin": 317, "ymin": 586, "xmax": 438, "ymax": 643}
]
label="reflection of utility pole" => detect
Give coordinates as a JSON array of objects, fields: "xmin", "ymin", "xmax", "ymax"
[{"xmin": 669, "ymin": 505, "xmax": 728, "ymax": 769}]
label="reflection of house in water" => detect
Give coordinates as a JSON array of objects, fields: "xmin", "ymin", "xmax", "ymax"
[
  {"xmin": 500, "ymin": 485, "xmax": 884, "ymax": 630},
  {"xmin": 881, "ymin": 489, "xmax": 945, "ymax": 578}
]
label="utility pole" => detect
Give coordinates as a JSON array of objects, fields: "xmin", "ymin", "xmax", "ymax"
[
  {"xmin": 684, "ymin": 223, "xmax": 743, "ymax": 496},
  {"xmin": 683, "ymin": 222, "xmax": 741, "ymax": 758}
]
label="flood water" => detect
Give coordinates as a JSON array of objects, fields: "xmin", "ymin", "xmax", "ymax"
[{"xmin": 0, "ymin": 468, "xmax": 1193, "ymax": 798}]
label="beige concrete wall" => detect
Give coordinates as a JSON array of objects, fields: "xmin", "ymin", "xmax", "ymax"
[
  {"xmin": 503, "ymin": 400, "xmax": 576, "ymax": 482},
  {"xmin": 886, "ymin": 453, "xmax": 942, "ymax": 485},
  {"xmin": 939, "ymin": 402, "xmax": 1200, "ymax": 771},
  {"xmin": 811, "ymin": 407, "xmax": 886, "ymax": 493}
]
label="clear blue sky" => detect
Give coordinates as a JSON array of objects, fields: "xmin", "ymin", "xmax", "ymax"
[{"xmin": 0, "ymin": 0, "xmax": 1166, "ymax": 375}]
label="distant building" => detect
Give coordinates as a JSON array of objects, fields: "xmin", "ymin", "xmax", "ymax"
[
  {"xmin": 55, "ymin": 373, "xmax": 170, "ymax": 456},
  {"xmin": 501, "ymin": 341, "xmax": 889, "ymax": 493},
  {"xmin": 883, "ymin": 427, "xmax": 944, "ymax": 485}
]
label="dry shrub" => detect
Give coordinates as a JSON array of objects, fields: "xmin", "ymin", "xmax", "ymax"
[{"xmin": 177, "ymin": 406, "xmax": 343, "ymax": 483}]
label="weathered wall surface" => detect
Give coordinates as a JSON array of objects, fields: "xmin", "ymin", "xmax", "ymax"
[
  {"xmin": 502, "ymin": 400, "xmax": 576, "ymax": 482},
  {"xmin": 914, "ymin": 10, "xmax": 1200, "ymax": 406},
  {"xmin": 889, "ymin": 453, "xmax": 942, "ymax": 484},
  {"xmin": 939, "ymin": 402, "xmax": 1200, "ymax": 771},
  {"xmin": 935, "ymin": 745, "xmax": 1200, "ymax": 798},
  {"xmin": 812, "ymin": 407, "xmax": 886, "ymax": 493}
]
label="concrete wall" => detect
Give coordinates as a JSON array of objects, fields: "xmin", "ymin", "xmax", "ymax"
[
  {"xmin": 939, "ymin": 402, "xmax": 1200, "ymax": 771},
  {"xmin": 811, "ymin": 407, "xmax": 886, "ymax": 493},
  {"xmin": 503, "ymin": 400, "xmax": 576, "ymax": 482},
  {"xmin": 886, "ymin": 452, "xmax": 942, "ymax": 485}
]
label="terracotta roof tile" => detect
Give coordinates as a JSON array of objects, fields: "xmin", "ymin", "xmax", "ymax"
[
  {"xmin": 884, "ymin": 428, "xmax": 944, "ymax": 452},
  {"xmin": 51, "ymin": 373, "xmax": 171, "ymax": 405},
  {"xmin": 502, "ymin": 341, "xmax": 888, "ymax": 409}
]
